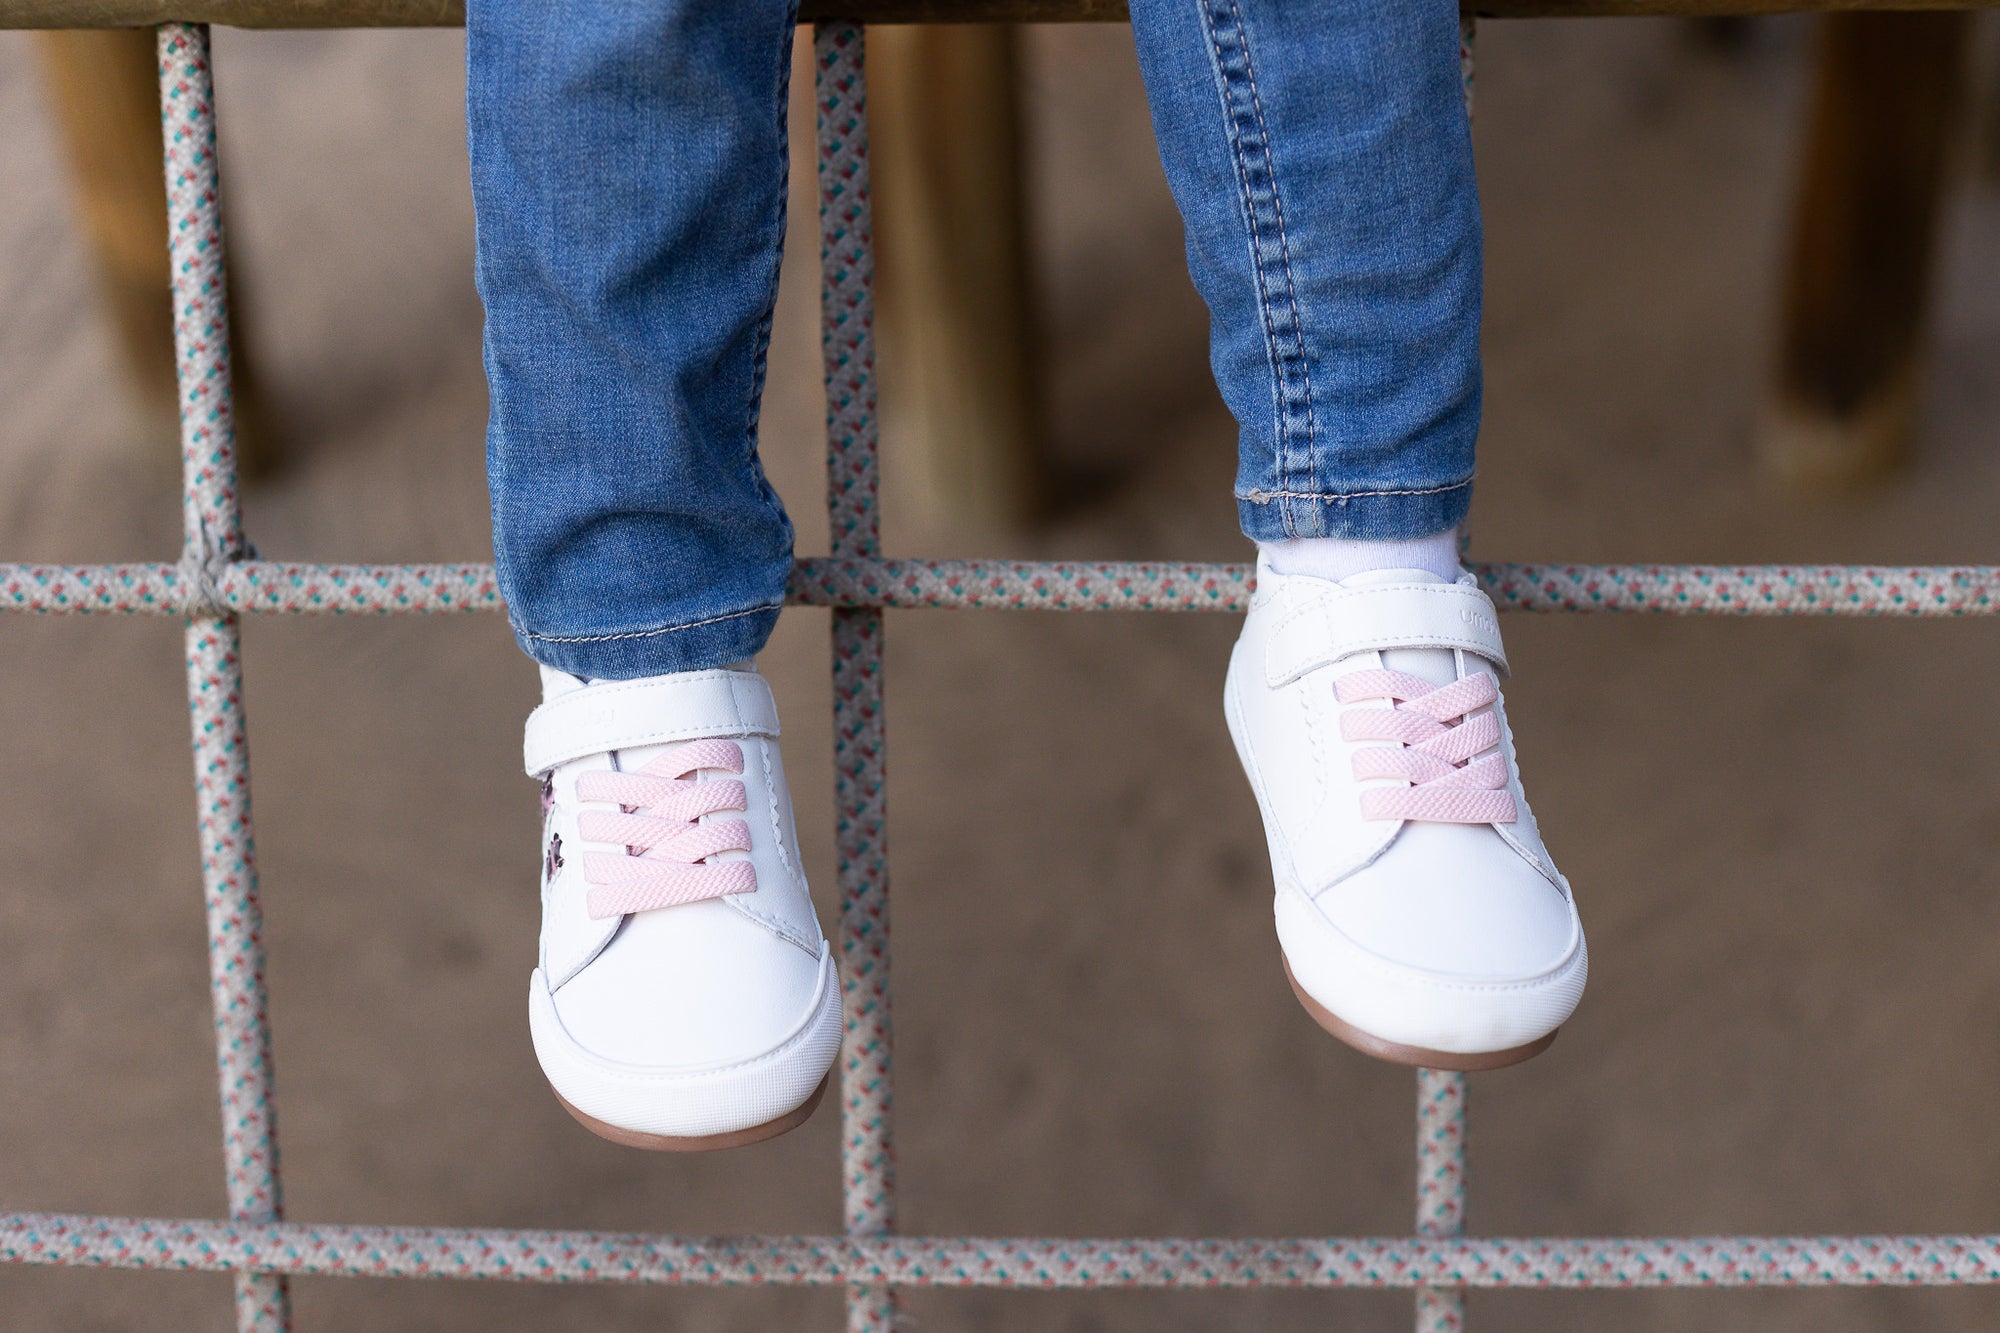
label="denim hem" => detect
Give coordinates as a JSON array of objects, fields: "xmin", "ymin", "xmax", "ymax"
[
  {"xmin": 513, "ymin": 602, "xmax": 784, "ymax": 681},
  {"xmin": 1236, "ymin": 474, "xmax": 1473, "ymax": 542}
]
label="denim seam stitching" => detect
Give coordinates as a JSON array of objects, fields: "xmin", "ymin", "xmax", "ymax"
[
  {"xmin": 1238, "ymin": 476, "xmax": 1474, "ymax": 504},
  {"xmin": 1229, "ymin": 0, "xmax": 1316, "ymax": 458},
  {"xmin": 738, "ymin": 0, "xmax": 802, "ymax": 545},
  {"xmin": 519, "ymin": 602, "xmax": 783, "ymax": 646},
  {"xmin": 1202, "ymin": 0, "xmax": 1319, "ymax": 535}
]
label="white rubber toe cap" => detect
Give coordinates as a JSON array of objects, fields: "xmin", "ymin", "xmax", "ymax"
[
  {"xmin": 552, "ymin": 899, "xmax": 829, "ymax": 1070},
  {"xmin": 1276, "ymin": 877, "xmax": 1586, "ymax": 1058},
  {"xmin": 1319, "ymin": 823, "xmax": 1579, "ymax": 979},
  {"xmin": 530, "ymin": 942, "xmax": 843, "ymax": 1141}
]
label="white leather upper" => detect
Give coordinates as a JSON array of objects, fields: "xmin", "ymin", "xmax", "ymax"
[
  {"xmin": 527, "ymin": 665, "xmax": 841, "ymax": 1137},
  {"xmin": 1226, "ymin": 558, "xmax": 1586, "ymax": 1055}
]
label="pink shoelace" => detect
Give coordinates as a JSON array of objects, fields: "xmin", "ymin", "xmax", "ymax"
[
  {"xmin": 1334, "ymin": 669, "xmax": 1518, "ymax": 825},
  {"xmin": 573, "ymin": 738, "xmax": 758, "ymax": 919}
]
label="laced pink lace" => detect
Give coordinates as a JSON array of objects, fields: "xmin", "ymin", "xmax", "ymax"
[
  {"xmin": 1334, "ymin": 669, "xmax": 1518, "ymax": 825},
  {"xmin": 572, "ymin": 738, "xmax": 758, "ymax": 919}
]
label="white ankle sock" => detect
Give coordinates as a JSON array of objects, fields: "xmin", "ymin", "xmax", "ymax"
[{"xmin": 1258, "ymin": 529, "xmax": 1462, "ymax": 583}]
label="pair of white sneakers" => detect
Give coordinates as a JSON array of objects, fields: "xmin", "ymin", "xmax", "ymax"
[{"xmin": 525, "ymin": 559, "xmax": 1586, "ymax": 1150}]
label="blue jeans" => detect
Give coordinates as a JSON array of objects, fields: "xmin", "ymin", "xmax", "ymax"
[{"xmin": 468, "ymin": 0, "xmax": 1480, "ymax": 680}]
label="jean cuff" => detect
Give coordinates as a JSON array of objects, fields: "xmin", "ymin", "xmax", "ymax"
[
  {"xmin": 513, "ymin": 602, "xmax": 784, "ymax": 681},
  {"xmin": 1236, "ymin": 476, "xmax": 1473, "ymax": 542}
]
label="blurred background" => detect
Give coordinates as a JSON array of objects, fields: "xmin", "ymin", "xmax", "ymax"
[{"xmin": 5, "ymin": 12, "xmax": 2000, "ymax": 1330}]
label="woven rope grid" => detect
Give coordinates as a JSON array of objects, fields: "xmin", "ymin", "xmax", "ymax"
[
  {"xmin": 4, "ymin": 16, "xmax": 1999, "ymax": 1333},
  {"xmin": 1417, "ymin": 1068, "xmax": 1468, "ymax": 1331},
  {"xmin": 159, "ymin": 25, "xmax": 288, "ymax": 1332},
  {"xmin": 814, "ymin": 25, "xmax": 898, "ymax": 1333},
  {"xmin": 6, "ymin": 559, "xmax": 2000, "ymax": 616},
  {"xmin": 11, "ymin": 1213, "xmax": 2000, "ymax": 1288}
]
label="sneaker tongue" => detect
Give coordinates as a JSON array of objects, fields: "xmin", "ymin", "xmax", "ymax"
[{"xmin": 1336, "ymin": 566, "xmax": 1461, "ymax": 687}]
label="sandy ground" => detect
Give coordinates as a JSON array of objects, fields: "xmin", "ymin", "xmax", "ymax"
[{"xmin": 4, "ymin": 15, "xmax": 2000, "ymax": 1332}]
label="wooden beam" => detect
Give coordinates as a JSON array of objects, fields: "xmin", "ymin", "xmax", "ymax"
[
  {"xmin": 1471, "ymin": 0, "xmax": 1990, "ymax": 13},
  {"xmin": 3, "ymin": 0, "xmax": 1997, "ymax": 29}
]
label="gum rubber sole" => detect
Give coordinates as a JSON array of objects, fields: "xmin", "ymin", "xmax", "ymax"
[
  {"xmin": 555, "ymin": 1072, "xmax": 831, "ymax": 1152},
  {"xmin": 1283, "ymin": 958, "xmax": 1557, "ymax": 1072}
]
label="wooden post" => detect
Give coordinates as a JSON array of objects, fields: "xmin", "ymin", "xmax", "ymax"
[
  {"xmin": 1759, "ymin": 11, "xmax": 1972, "ymax": 487},
  {"xmin": 1976, "ymin": 21, "xmax": 2000, "ymax": 185},
  {"xmin": 36, "ymin": 29, "xmax": 178, "ymax": 425},
  {"xmin": 35, "ymin": 28, "xmax": 273, "ymax": 470},
  {"xmin": 869, "ymin": 24, "xmax": 1045, "ymax": 533}
]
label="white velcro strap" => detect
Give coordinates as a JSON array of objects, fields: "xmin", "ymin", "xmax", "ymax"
[
  {"xmin": 523, "ymin": 670, "xmax": 780, "ymax": 775},
  {"xmin": 1264, "ymin": 580, "xmax": 1508, "ymax": 687}
]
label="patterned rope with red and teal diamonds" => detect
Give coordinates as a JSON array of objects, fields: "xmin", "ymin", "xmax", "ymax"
[
  {"xmin": 2, "ymin": 559, "xmax": 1998, "ymax": 617},
  {"xmin": 159, "ymin": 24, "xmax": 287, "ymax": 1333},
  {"xmin": 814, "ymin": 22, "xmax": 898, "ymax": 1333},
  {"xmin": 8, "ymin": 1213, "xmax": 2000, "ymax": 1288}
]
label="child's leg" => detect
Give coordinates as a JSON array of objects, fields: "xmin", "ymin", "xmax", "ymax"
[
  {"xmin": 468, "ymin": 0, "xmax": 800, "ymax": 681},
  {"xmin": 1128, "ymin": 0, "xmax": 1480, "ymax": 551},
  {"xmin": 1129, "ymin": 0, "xmax": 1587, "ymax": 1069},
  {"xmin": 469, "ymin": 2, "xmax": 842, "ymax": 1152}
]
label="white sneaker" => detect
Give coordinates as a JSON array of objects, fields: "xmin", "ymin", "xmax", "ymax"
[
  {"xmin": 1224, "ymin": 558, "xmax": 1586, "ymax": 1069},
  {"xmin": 523, "ymin": 665, "xmax": 842, "ymax": 1149}
]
